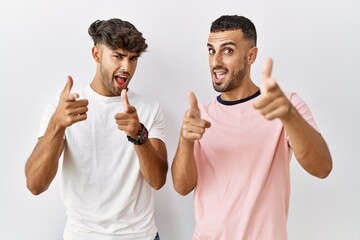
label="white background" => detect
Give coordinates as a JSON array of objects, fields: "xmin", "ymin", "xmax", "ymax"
[{"xmin": 1, "ymin": 0, "xmax": 359, "ymax": 239}]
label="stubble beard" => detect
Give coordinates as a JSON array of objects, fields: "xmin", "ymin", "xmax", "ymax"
[
  {"xmin": 100, "ymin": 64, "xmax": 121, "ymax": 96},
  {"xmin": 213, "ymin": 63, "xmax": 247, "ymax": 93}
]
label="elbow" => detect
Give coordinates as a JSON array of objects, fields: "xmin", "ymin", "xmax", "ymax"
[
  {"xmin": 151, "ymin": 167, "xmax": 168, "ymax": 190},
  {"xmin": 29, "ymin": 189, "xmax": 44, "ymax": 196},
  {"xmin": 173, "ymin": 181, "xmax": 194, "ymax": 196},
  {"xmin": 175, "ymin": 187, "xmax": 192, "ymax": 196},
  {"xmin": 171, "ymin": 171, "xmax": 196, "ymax": 195},
  {"xmin": 317, "ymin": 160, "xmax": 333, "ymax": 179},
  {"xmin": 313, "ymin": 156, "xmax": 333, "ymax": 179},
  {"xmin": 174, "ymin": 186, "xmax": 193, "ymax": 196},
  {"xmin": 27, "ymin": 183, "xmax": 47, "ymax": 196},
  {"xmin": 26, "ymin": 178, "xmax": 48, "ymax": 196},
  {"xmin": 152, "ymin": 178, "xmax": 166, "ymax": 190}
]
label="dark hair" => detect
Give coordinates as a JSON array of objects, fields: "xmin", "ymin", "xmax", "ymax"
[
  {"xmin": 88, "ymin": 18, "xmax": 148, "ymax": 55},
  {"xmin": 210, "ymin": 15, "xmax": 257, "ymax": 46}
]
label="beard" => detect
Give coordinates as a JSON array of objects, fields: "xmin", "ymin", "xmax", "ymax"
[
  {"xmin": 212, "ymin": 60, "xmax": 247, "ymax": 93},
  {"xmin": 99, "ymin": 64, "xmax": 122, "ymax": 96}
]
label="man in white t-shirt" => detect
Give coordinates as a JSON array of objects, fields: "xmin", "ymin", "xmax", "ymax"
[
  {"xmin": 171, "ymin": 15, "xmax": 333, "ymax": 239},
  {"xmin": 25, "ymin": 18, "xmax": 167, "ymax": 240}
]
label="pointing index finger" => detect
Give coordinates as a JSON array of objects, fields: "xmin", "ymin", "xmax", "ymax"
[
  {"xmin": 260, "ymin": 58, "xmax": 274, "ymax": 94},
  {"xmin": 188, "ymin": 91, "xmax": 200, "ymax": 111},
  {"xmin": 121, "ymin": 88, "xmax": 131, "ymax": 112},
  {"xmin": 62, "ymin": 76, "xmax": 79, "ymax": 101},
  {"xmin": 187, "ymin": 91, "xmax": 201, "ymax": 118},
  {"xmin": 62, "ymin": 76, "xmax": 73, "ymax": 94},
  {"xmin": 262, "ymin": 58, "xmax": 273, "ymax": 80},
  {"xmin": 121, "ymin": 89, "xmax": 130, "ymax": 105}
]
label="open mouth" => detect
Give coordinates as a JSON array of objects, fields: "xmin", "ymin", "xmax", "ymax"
[
  {"xmin": 213, "ymin": 69, "xmax": 227, "ymax": 83},
  {"xmin": 114, "ymin": 74, "xmax": 129, "ymax": 88}
]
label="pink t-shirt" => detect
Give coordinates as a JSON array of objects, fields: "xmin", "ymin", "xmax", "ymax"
[{"xmin": 193, "ymin": 91, "xmax": 318, "ymax": 240}]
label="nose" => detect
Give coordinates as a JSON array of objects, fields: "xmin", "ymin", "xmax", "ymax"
[
  {"xmin": 209, "ymin": 52, "xmax": 222, "ymax": 69},
  {"xmin": 120, "ymin": 59, "xmax": 130, "ymax": 72}
]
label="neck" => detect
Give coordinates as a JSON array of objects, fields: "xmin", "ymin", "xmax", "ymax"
[{"xmin": 220, "ymin": 80, "xmax": 259, "ymax": 101}]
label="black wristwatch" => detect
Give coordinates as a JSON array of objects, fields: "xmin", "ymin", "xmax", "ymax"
[{"xmin": 127, "ymin": 123, "xmax": 148, "ymax": 145}]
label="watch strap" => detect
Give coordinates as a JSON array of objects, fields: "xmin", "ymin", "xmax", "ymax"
[{"xmin": 127, "ymin": 123, "xmax": 148, "ymax": 145}]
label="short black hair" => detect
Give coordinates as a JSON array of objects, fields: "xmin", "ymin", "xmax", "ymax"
[
  {"xmin": 88, "ymin": 18, "xmax": 148, "ymax": 55},
  {"xmin": 210, "ymin": 15, "xmax": 257, "ymax": 46}
]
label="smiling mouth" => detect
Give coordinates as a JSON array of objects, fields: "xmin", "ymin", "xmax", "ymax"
[{"xmin": 213, "ymin": 70, "xmax": 227, "ymax": 83}]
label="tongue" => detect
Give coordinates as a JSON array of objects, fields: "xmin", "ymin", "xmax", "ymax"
[
  {"xmin": 215, "ymin": 73, "xmax": 226, "ymax": 83},
  {"xmin": 115, "ymin": 76, "xmax": 126, "ymax": 85}
]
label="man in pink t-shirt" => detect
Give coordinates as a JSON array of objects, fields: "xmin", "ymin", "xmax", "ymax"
[{"xmin": 171, "ymin": 15, "xmax": 332, "ymax": 240}]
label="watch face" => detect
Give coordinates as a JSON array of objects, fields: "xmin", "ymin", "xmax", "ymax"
[
  {"xmin": 127, "ymin": 123, "xmax": 149, "ymax": 145},
  {"xmin": 140, "ymin": 127, "xmax": 148, "ymax": 144}
]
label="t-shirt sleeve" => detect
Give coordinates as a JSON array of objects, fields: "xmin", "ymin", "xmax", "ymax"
[
  {"xmin": 288, "ymin": 92, "xmax": 319, "ymax": 132},
  {"xmin": 286, "ymin": 92, "xmax": 320, "ymax": 145},
  {"xmin": 147, "ymin": 102, "xmax": 166, "ymax": 142}
]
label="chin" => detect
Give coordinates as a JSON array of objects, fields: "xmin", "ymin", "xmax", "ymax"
[{"xmin": 212, "ymin": 84, "xmax": 225, "ymax": 93}]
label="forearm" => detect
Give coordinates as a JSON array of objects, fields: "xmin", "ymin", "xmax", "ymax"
[
  {"xmin": 134, "ymin": 138, "xmax": 168, "ymax": 190},
  {"xmin": 25, "ymin": 121, "xmax": 65, "ymax": 195},
  {"xmin": 171, "ymin": 137, "xmax": 198, "ymax": 195},
  {"xmin": 282, "ymin": 107, "xmax": 332, "ymax": 178}
]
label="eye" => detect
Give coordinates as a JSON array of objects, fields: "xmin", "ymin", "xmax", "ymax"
[
  {"xmin": 208, "ymin": 48, "xmax": 215, "ymax": 55},
  {"xmin": 130, "ymin": 57, "xmax": 138, "ymax": 61},
  {"xmin": 113, "ymin": 54, "xmax": 121, "ymax": 59},
  {"xmin": 223, "ymin": 48, "xmax": 233, "ymax": 54}
]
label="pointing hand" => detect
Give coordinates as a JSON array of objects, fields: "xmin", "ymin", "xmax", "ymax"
[
  {"xmin": 52, "ymin": 76, "xmax": 88, "ymax": 128},
  {"xmin": 181, "ymin": 91, "xmax": 211, "ymax": 141},
  {"xmin": 114, "ymin": 89, "xmax": 141, "ymax": 137},
  {"xmin": 253, "ymin": 58, "xmax": 293, "ymax": 120}
]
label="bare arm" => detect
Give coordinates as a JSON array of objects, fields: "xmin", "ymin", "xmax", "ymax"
[
  {"xmin": 25, "ymin": 124, "xmax": 65, "ymax": 195},
  {"xmin": 115, "ymin": 89, "xmax": 168, "ymax": 190},
  {"xmin": 25, "ymin": 76, "xmax": 88, "ymax": 195},
  {"xmin": 281, "ymin": 107, "xmax": 332, "ymax": 178},
  {"xmin": 171, "ymin": 136, "xmax": 198, "ymax": 195},
  {"xmin": 253, "ymin": 58, "xmax": 332, "ymax": 178},
  {"xmin": 134, "ymin": 138, "xmax": 168, "ymax": 190},
  {"xmin": 171, "ymin": 92, "xmax": 211, "ymax": 195}
]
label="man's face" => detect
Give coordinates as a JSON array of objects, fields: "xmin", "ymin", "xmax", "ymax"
[
  {"xmin": 207, "ymin": 30, "xmax": 253, "ymax": 93},
  {"xmin": 95, "ymin": 44, "xmax": 139, "ymax": 96}
]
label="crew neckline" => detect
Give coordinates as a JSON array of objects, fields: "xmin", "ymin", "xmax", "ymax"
[
  {"xmin": 217, "ymin": 90, "xmax": 261, "ymax": 106},
  {"xmin": 85, "ymin": 85, "xmax": 132, "ymax": 103}
]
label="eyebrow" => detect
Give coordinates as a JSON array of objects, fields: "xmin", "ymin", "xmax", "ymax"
[
  {"xmin": 113, "ymin": 51, "xmax": 127, "ymax": 57},
  {"xmin": 207, "ymin": 42, "xmax": 237, "ymax": 48},
  {"xmin": 113, "ymin": 51, "xmax": 139, "ymax": 58}
]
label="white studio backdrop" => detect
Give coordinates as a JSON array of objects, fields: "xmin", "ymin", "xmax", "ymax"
[{"xmin": 1, "ymin": 0, "xmax": 359, "ymax": 239}]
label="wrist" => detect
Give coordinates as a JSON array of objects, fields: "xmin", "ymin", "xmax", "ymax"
[
  {"xmin": 180, "ymin": 135, "xmax": 195, "ymax": 145},
  {"xmin": 280, "ymin": 102, "xmax": 297, "ymax": 124},
  {"xmin": 48, "ymin": 116, "xmax": 67, "ymax": 133},
  {"xmin": 127, "ymin": 123, "xmax": 148, "ymax": 145}
]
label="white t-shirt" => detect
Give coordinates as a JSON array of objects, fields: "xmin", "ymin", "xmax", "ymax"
[{"xmin": 38, "ymin": 86, "xmax": 165, "ymax": 240}]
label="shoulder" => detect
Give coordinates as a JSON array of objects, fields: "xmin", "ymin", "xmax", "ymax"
[
  {"xmin": 285, "ymin": 91, "xmax": 317, "ymax": 122},
  {"xmin": 285, "ymin": 91, "xmax": 311, "ymax": 108}
]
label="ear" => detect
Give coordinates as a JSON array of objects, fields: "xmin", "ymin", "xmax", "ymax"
[
  {"xmin": 92, "ymin": 45, "xmax": 101, "ymax": 63},
  {"xmin": 246, "ymin": 46, "xmax": 258, "ymax": 65}
]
